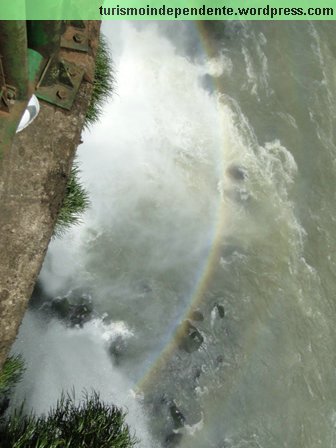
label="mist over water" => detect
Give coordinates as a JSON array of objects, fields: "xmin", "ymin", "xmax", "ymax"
[{"xmin": 11, "ymin": 21, "xmax": 336, "ymax": 448}]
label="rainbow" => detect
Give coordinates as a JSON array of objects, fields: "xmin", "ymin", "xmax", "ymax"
[{"xmin": 137, "ymin": 23, "xmax": 229, "ymax": 391}]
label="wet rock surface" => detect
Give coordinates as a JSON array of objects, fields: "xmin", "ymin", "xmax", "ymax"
[
  {"xmin": 169, "ymin": 401, "xmax": 186, "ymax": 429},
  {"xmin": 50, "ymin": 297, "xmax": 71, "ymax": 319},
  {"xmin": 31, "ymin": 284, "xmax": 95, "ymax": 329},
  {"xmin": 177, "ymin": 320, "xmax": 204, "ymax": 353},
  {"xmin": 190, "ymin": 309, "xmax": 204, "ymax": 322},
  {"xmin": 48, "ymin": 294, "xmax": 93, "ymax": 327},
  {"xmin": 215, "ymin": 303, "xmax": 225, "ymax": 318},
  {"xmin": 109, "ymin": 335, "xmax": 129, "ymax": 365}
]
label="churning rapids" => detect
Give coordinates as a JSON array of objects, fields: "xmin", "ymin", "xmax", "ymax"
[{"xmin": 10, "ymin": 21, "xmax": 336, "ymax": 448}]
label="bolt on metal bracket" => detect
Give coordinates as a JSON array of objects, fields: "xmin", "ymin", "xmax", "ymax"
[
  {"xmin": 60, "ymin": 21, "xmax": 89, "ymax": 53},
  {"xmin": 35, "ymin": 56, "xmax": 85, "ymax": 110}
]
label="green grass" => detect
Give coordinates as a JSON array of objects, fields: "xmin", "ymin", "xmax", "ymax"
[
  {"xmin": 54, "ymin": 163, "xmax": 90, "ymax": 236},
  {"xmin": 0, "ymin": 392, "xmax": 138, "ymax": 448},
  {"xmin": 85, "ymin": 34, "xmax": 115, "ymax": 127},
  {"xmin": 0, "ymin": 355, "xmax": 25, "ymax": 396}
]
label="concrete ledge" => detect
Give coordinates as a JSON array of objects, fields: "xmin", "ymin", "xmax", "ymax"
[{"xmin": 0, "ymin": 21, "xmax": 101, "ymax": 368}]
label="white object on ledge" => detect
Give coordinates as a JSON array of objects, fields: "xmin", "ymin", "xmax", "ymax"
[{"xmin": 16, "ymin": 94, "xmax": 40, "ymax": 133}]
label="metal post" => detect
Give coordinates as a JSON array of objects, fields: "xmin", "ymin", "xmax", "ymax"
[
  {"xmin": 0, "ymin": 21, "xmax": 29, "ymax": 100},
  {"xmin": 26, "ymin": 21, "xmax": 63, "ymax": 59}
]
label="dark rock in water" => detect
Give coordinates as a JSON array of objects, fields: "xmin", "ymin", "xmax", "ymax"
[
  {"xmin": 190, "ymin": 309, "xmax": 204, "ymax": 322},
  {"xmin": 216, "ymin": 355, "xmax": 224, "ymax": 364},
  {"xmin": 50, "ymin": 295, "xmax": 93, "ymax": 327},
  {"xmin": 226, "ymin": 164, "xmax": 246, "ymax": 181},
  {"xmin": 51, "ymin": 297, "xmax": 71, "ymax": 319},
  {"xmin": 194, "ymin": 367, "xmax": 202, "ymax": 380},
  {"xmin": 165, "ymin": 432, "xmax": 183, "ymax": 447},
  {"xmin": 109, "ymin": 336, "xmax": 128, "ymax": 365},
  {"xmin": 69, "ymin": 301, "xmax": 93, "ymax": 328},
  {"xmin": 214, "ymin": 303, "xmax": 225, "ymax": 318},
  {"xmin": 169, "ymin": 402, "xmax": 186, "ymax": 428},
  {"xmin": 178, "ymin": 320, "xmax": 204, "ymax": 353}
]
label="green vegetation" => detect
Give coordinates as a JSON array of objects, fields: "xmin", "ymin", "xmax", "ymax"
[
  {"xmin": 0, "ymin": 392, "xmax": 138, "ymax": 448},
  {"xmin": 0, "ymin": 355, "xmax": 25, "ymax": 396},
  {"xmin": 85, "ymin": 34, "xmax": 115, "ymax": 127},
  {"xmin": 54, "ymin": 163, "xmax": 90, "ymax": 236},
  {"xmin": 0, "ymin": 359, "xmax": 137, "ymax": 447}
]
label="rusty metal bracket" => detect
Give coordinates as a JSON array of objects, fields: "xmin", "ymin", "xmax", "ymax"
[
  {"xmin": 60, "ymin": 22, "xmax": 89, "ymax": 53},
  {"xmin": 35, "ymin": 56, "xmax": 84, "ymax": 110}
]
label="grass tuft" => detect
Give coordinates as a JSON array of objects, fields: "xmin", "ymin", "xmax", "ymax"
[
  {"xmin": 0, "ymin": 355, "xmax": 25, "ymax": 396},
  {"xmin": 0, "ymin": 391, "xmax": 138, "ymax": 448},
  {"xmin": 85, "ymin": 33, "xmax": 115, "ymax": 127},
  {"xmin": 54, "ymin": 163, "xmax": 90, "ymax": 236}
]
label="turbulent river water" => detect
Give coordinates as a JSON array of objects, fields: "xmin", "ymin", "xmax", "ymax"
[{"xmin": 11, "ymin": 21, "xmax": 336, "ymax": 448}]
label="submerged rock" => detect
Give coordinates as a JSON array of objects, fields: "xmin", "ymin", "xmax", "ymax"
[
  {"xmin": 216, "ymin": 303, "xmax": 225, "ymax": 318},
  {"xmin": 50, "ymin": 297, "xmax": 71, "ymax": 319},
  {"xmin": 226, "ymin": 164, "xmax": 246, "ymax": 181},
  {"xmin": 69, "ymin": 302, "xmax": 93, "ymax": 327},
  {"xmin": 213, "ymin": 303, "xmax": 225, "ymax": 319},
  {"xmin": 169, "ymin": 402, "xmax": 186, "ymax": 428},
  {"xmin": 177, "ymin": 320, "xmax": 204, "ymax": 353},
  {"xmin": 109, "ymin": 336, "xmax": 128, "ymax": 365},
  {"xmin": 164, "ymin": 432, "xmax": 183, "ymax": 447},
  {"xmin": 193, "ymin": 366, "xmax": 202, "ymax": 380},
  {"xmin": 190, "ymin": 309, "xmax": 204, "ymax": 322},
  {"xmin": 49, "ymin": 295, "xmax": 93, "ymax": 327}
]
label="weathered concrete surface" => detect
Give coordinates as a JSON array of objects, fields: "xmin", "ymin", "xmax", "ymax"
[{"xmin": 0, "ymin": 21, "xmax": 101, "ymax": 368}]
